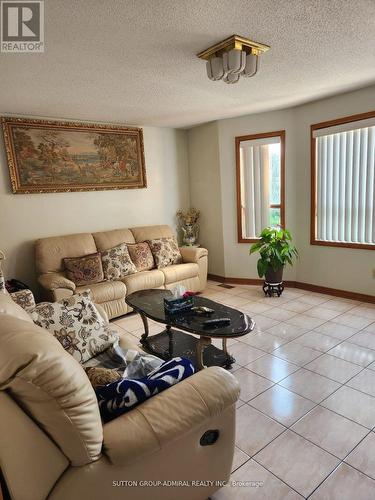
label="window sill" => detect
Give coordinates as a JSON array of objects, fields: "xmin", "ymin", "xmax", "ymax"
[
  {"xmin": 310, "ymin": 239, "xmax": 375, "ymax": 250},
  {"xmin": 238, "ymin": 237, "xmax": 260, "ymax": 243}
]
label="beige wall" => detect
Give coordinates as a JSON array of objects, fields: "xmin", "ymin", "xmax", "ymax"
[
  {"xmin": 187, "ymin": 122, "xmax": 225, "ymax": 275},
  {"xmin": 187, "ymin": 84, "xmax": 375, "ymax": 296},
  {"xmin": 217, "ymin": 109, "xmax": 298, "ymax": 281},
  {"xmin": 0, "ymin": 124, "xmax": 190, "ymax": 291},
  {"xmin": 294, "ymin": 85, "xmax": 375, "ymax": 295},
  {"xmin": 1, "ymin": 85, "xmax": 374, "ymax": 297}
]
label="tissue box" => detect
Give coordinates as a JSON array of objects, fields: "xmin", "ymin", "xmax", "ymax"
[{"xmin": 164, "ymin": 296, "xmax": 194, "ymax": 315}]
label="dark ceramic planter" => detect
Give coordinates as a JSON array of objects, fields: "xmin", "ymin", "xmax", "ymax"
[{"xmin": 265, "ymin": 266, "xmax": 284, "ymax": 284}]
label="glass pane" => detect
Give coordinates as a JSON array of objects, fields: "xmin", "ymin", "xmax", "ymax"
[
  {"xmin": 269, "ymin": 143, "xmax": 280, "ymax": 205},
  {"xmin": 315, "ymin": 128, "xmax": 375, "ymax": 245},
  {"xmin": 269, "ymin": 208, "xmax": 281, "ymax": 227},
  {"xmin": 238, "ymin": 137, "xmax": 282, "ymax": 240}
]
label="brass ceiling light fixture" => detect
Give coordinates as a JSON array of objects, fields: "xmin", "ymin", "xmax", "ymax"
[{"xmin": 197, "ymin": 35, "xmax": 270, "ymax": 84}]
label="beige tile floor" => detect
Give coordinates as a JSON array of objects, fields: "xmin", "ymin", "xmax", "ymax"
[{"xmin": 112, "ymin": 281, "xmax": 375, "ymax": 499}]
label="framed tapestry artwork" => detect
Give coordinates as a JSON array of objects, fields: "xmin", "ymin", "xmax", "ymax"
[{"xmin": 1, "ymin": 117, "xmax": 147, "ymax": 193}]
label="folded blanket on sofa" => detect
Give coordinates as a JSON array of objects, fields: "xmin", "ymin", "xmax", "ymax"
[{"xmin": 95, "ymin": 357, "xmax": 195, "ymax": 422}]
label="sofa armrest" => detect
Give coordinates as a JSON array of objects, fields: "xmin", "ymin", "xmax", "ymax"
[
  {"xmin": 94, "ymin": 303, "xmax": 109, "ymax": 325},
  {"xmin": 38, "ymin": 272, "xmax": 76, "ymax": 292},
  {"xmin": 179, "ymin": 246, "xmax": 208, "ymax": 264},
  {"xmin": 179, "ymin": 246, "xmax": 208, "ymax": 291},
  {"xmin": 102, "ymin": 366, "xmax": 239, "ymax": 466}
]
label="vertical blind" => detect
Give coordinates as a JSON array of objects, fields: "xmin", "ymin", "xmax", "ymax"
[
  {"xmin": 314, "ymin": 124, "xmax": 375, "ymax": 245},
  {"xmin": 240, "ymin": 138, "xmax": 278, "ymax": 238}
]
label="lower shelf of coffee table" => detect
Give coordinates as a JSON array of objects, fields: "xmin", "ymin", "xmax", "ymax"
[{"xmin": 141, "ymin": 328, "xmax": 235, "ymax": 369}]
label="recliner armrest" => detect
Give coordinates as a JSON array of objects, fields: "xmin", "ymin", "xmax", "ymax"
[
  {"xmin": 179, "ymin": 246, "xmax": 208, "ymax": 264},
  {"xmin": 39, "ymin": 272, "xmax": 76, "ymax": 292},
  {"xmin": 102, "ymin": 366, "xmax": 239, "ymax": 466}
]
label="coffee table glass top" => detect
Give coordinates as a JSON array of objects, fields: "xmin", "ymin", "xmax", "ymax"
[{"xmin": 126, "ymin": 289, "xmax": 253, "ymax": 338}]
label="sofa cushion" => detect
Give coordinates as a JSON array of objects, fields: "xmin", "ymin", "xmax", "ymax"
[
  {"xmin": 92, "ymin": 228, "xmax": 135, "ymax": 252},
  {"xmin": 122, "ymin": 270, "xmax": 165, "ymax": 295},
  {"xmin": 76, "ymin": 280, "xmax": 126, "ymax": 303},
  {"xmin": 64, "ymin": 252, "xmax": 104, "ymax": 286},
  {"xmin": 161, "ymin": 263, "xmax": 199, "ymax": 285},
  {"xmin": 130, "ymin": 224, "xmax": 174, "ymax": 243},
  {"xmin": 35, "ymin": 233, "xmax": 97, "ymax": 274},
  {"xmin": 147, "ymin": 237, "xmax": 183, "ymax": 268},
  {"xmin": 30, "ymin": 292, "xmax": 118, "ymax": 364},
  {"xmin": 101, "ymin": 243, "xmax": 137, "ymax": 280},
  {"xmin": 0, "ymin": 292, "xmax": 33, "ymax": 323},
  {"xmin": 127, "ymin": 242, "xmax": 154, "ymax": 271}
]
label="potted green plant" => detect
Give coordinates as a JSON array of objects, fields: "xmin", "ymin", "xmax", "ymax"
[{"xmin": 249, "ymin": 227, "xmax": 298, "ymax": 284}]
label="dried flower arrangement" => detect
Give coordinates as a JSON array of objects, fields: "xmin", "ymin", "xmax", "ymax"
[
  {"xmin": 176, "ymin": 208, "xmax": 200, "ymax": 225},
  {"xmin": 176, "ymin": 208, "xmax": 200, "ymax": 246}
]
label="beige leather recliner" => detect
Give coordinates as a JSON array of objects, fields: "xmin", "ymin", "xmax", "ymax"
[
  {"xmin": 36, "ymin": 225, "xmax": 208, "ymax": 320},
  {"xmin": 0, "ymin": 293, "xmax": 240, "ymax": 500}
]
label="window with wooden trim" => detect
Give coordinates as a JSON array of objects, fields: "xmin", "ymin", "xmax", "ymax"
[
  {"xmin": 236, "ymin": 131, "xmax": 285, "ymax": 243},
  {"xmin": 311, "ymin": 111, "xmax": 375, "ymax": 249}
]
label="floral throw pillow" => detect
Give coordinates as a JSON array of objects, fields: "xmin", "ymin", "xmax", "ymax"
[
  {"xmin": 29, "ymin": 291, "xmax": 118, "ymax": 364},
  {"xmin": 64, "ymin": 253, "xmax": 104, "ymax": 286},
  {"xmin": 10, "ymin": 289, "xmax": 36, "ymax": 313},
  {"xmin": 101, "ymin": 242, "xmax": 137, "ymax": 280},
  {"xmin": 147, "ymin": 237, "xmax": 183, "ymax": 268},
  {"xmin": 127, "ymin": 242, "xmax": 155, "ymax": 271}
]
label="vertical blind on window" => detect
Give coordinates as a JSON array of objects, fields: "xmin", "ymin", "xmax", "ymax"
[
  {"xmin": 313, "ymin": 121, "xmax": 375, "ymax": 245},
  {"xmin": 240, "ymin": 136, "xmax": 279, "ymax": 238}
]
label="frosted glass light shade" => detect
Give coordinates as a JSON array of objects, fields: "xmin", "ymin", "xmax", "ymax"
[
  {"xmin": 242, "ymin": 53, "xmax": 259, "ymax": 77},
  {"xmin": 223, "ymin": 72, "xmax": 240, "ymax": 84},
  {"xmin": 223, "ymin": 49, "xmax": 246, "ymax": 75},
  {"xmin": 206, "ymin": 57, "xmax": 225, "ymax": 81}
]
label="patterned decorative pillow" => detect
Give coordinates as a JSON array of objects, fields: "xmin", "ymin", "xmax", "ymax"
[
  {"xmin": 64, "ymin": 253, "xmax": 104, "ymax": 286},
  {"xmin": 30, "ymin": 291, "xmax": 118, "ymax": 364},
  {"xmin": 0, "ymin": 275, "xmax": 5, "ymax": 293},
  {"xmin": 10, "ymin": 289, "xmax": 36, "ymax": 313},
  {"xmin": 127, "ymin": 242, "xmax": 154, "ymax": 271},
  {"xmin": 147, "ymin": 237, "xmax": 183, "ymax": 268},
  {"xmin": 101, "ymin": 243, "xmax": 137, "ymax": 280}
]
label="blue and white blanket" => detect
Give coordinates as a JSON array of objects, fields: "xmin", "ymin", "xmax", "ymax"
[{"xmin": 95, "ymin": 357, "xmax": 195, "ymax": 422}]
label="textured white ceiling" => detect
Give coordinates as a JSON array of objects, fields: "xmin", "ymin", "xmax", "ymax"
[{"xmin": 1, "ymin": 0, "xmax": 375, "ymax": 128}]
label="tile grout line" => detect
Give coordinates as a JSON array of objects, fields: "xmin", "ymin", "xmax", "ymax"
[
  {"xmin": 235, "ymin": 426, "xmax": 304, "ymax": 496},
  {"xmin": 245, "ymin": 344, "xmax": 375, "ymax": 494},
  {"xmin": 210, "ymin": 285, "xmax": 375, "ymax": 497},
  {"xmin": 113, "ymin": 286, "xmax": 375, "ymax": 498},
  {"xmin": 237, "ymin": 341, "xmax": 375, "ymax": 494},
  {"xmin": 305, "ymin": 448, "xmax": 375, "ymax": 498},
  {"xmin": 248, "ymin": 405, "xmax": 374, "ymax": 498}
]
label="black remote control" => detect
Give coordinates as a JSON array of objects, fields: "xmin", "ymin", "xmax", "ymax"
[{"xmin": 203, "ymin": 318, "xmax": 231, "ymax": 328}]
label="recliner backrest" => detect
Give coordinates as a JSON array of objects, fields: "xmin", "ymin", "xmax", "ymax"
[
  {"xmin": 35, "ymin": 232, "xmax": 97, "ymax": 274},
  {"xmin": 92, "ymin": 228, "xmax": 136, "ymax": 252},
  {"xmin": 130, "ymin": 224, "xmax": 174, "ymax": 242},
  {"xmin": 35, "ymin": 225, "xmax": 176, "ymax": 275},
  {"xmin": 0, "ymin": 294, "xmax": 103, "ymax": 466}
]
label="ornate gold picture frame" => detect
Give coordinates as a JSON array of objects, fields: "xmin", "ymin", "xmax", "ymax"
[{"xmin": 1, "ymin": 117, "xmax": 147, "ymax": 193}]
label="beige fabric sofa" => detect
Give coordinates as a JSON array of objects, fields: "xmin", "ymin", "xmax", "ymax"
[
  {"xmin": 36, "ymin": 225, "xmax": 208, "ymax": 320},
  {"xmin": 0, "ymin": 292, "xmax": 239, "ymax": 500}
]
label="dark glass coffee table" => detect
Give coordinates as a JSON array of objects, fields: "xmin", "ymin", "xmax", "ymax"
[{"xmin": 125, "ymin": 289, "xmax": 255, "ymax": 370}]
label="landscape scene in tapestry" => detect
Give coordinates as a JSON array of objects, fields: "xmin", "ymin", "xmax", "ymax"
[{"xmin": 12, "ymin": 127, "xmax": 142, "ymax": 186}]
